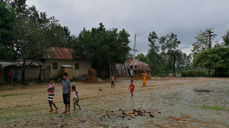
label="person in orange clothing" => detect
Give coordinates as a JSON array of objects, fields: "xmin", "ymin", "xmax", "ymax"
[
  {"xmin": 142, "ymin": 71, "xmax": 147, "ymax": 87},
  {"xmin": 129, "ymin": 79, "xmax": 135, "ymax": 96}
]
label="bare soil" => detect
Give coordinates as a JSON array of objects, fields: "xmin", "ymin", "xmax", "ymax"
[{"xmin": 0, "ymin": 77, "xmax": 229, "ymax": 128}]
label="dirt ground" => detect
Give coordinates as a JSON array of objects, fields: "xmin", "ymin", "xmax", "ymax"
[{"xmin": 0, "ymin": 77, "xmax": 229, "ymax": 128}]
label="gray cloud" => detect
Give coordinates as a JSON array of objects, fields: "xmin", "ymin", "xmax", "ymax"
[{"xmin": 27, "ymin": 0, "xmax": 229, "ymax": 54}]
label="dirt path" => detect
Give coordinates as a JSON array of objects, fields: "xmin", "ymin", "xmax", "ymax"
[{"xmin": 0, "ymin": 77, "xmax": 229, "ymax": 128}]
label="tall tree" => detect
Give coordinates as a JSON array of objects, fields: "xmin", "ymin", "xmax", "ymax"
[
  {"xmin": 10, "ymin": 17, "xmax": 48, "ymax": 84},
  {"xmin": 222, "ymin": 31, "xmax": 229, "ymax": 47},
  {"xmin": 192, "ymin": 29, "xmax": 216, "ymax": 56},
  {"xmin": 72, "ymin": 23, "xmax": 131, "ymax": 78},
  {"xmin": 159, "ymin": 33, "xmax": 181, "ymax": 76},
  {"xmin": 192, "ymin": 29, "xmax": 216, "ymax": 76},
  {"xmin": 193, "ymin": 47, "xmax": 229, "ymax": 76},
  {"xmin": 0, "ymin": 2, "xmax": 16, "ymax": 59},
  {"xmin": 147, "ymin": 31, "xmax": 161, "ymax": 74}
]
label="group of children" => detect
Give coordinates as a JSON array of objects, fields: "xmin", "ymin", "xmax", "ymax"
[
  {"xmin": 111, "ymin": 75, "xmax": 146, "ymax": 97},
  {"xmin": 47, "ymin": 73, "xmax": 81, "ymax": 115},
  {"xmin": 48, "ymin": 74, "xmax": 144, "ymax": 114}
]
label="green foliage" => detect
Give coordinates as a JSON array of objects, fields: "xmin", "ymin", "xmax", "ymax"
[
  {"xmin": 192, "ymin": 29, "xmax": 216, "ymax": 57},
  {"xmin": 159, "ymin": 33, "xmax": 182, "ymax": 75},
  {"xmin": 200, "ymin": 106, "xmax": 229, "ymax": 111},
  {"xmin": 0, "ymin": 0, "xmax": 76, "ymax": 84},
  {"xmin": 0, "ymin": 2, "xmax": 16, "ymax": 59},
  {"xmin": 136, "ymin": 53, "xmax": 147, "ymax": 63},
  {"xmin": 193, "ymin": 47, "xmax": 229, "ymax": 76},
  {"xmin": 222, "ymin": 31, "xmax": 229, "ymax": 47},
  {"xmin": 181, "ymin": 70, "xmax": 207, "ymax": 77},
  {"xmin": 72, "ymin": 23, "xmax": 131, "ymax": 78}
]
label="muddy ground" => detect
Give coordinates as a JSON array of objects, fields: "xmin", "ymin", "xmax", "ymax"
[{"xmin": 0, "ymin": 77, "xmax": 229, "ymax": 128}]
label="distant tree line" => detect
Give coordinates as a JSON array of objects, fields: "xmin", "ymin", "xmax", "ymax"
[
  {"xmin": 137, "ymin": 29, "xmax": 229, "ymax": 77},
  {"xmin": 136, "ymin": 32, "xmax": 191, "ymax": 76},
  {"xmin": 192, "ymin": 29, "xmax": 229, "ymax": 76}
]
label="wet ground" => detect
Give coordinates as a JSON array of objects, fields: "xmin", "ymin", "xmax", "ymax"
[{"xmin": 0, "ymin": 77, "xmax": 229, "ymax": 128}]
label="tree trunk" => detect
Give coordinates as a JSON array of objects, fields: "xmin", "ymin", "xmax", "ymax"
[
  {"xmin": 21, "ymin": 59, "xmax": 26, "ymax": 85},
  {"xmin": 173, "ymin": 56, "xmax": 176, "ymax": 76},
  {"xmin": 109, "ymin": 58, "xmax": 111, "ymax": 77},
  {"xmin": 39, "ymin": 65, "xmax": 42, "ymax": 81},
  {"xmin": 165, "ymin": 68, "xmax": 168, "ymax": 76},
  {"xmin": 208, "ymin": 66, "xmax": 211, "ymax": 77}
]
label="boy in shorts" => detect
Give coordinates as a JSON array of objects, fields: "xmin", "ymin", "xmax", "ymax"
[
  {"xmin": 62, "ymin": 73, "xmax": 71, "ymax": 115},
  {"xmin": 72, "ymin": 85, "xmax": 81, "ymax": 111}
]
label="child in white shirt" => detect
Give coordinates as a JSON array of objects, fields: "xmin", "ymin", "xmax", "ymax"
[{"xmin": 72, "ymin": 85, "xmax": 81, "ymax": 111}]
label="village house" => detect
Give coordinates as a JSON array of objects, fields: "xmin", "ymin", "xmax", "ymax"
[
  {"xmin": 125, "ymin": 59, "xmax": 151, "ymax": 79},
  {"xmin": 0, "ymin": 47, "xmax": 91, "ymax": 83},
  {"xmin": 114, "ymin": 59, "xmax": 151, "ymax": 79}
]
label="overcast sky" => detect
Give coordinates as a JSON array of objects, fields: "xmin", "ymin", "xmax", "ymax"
[{"xmin": 27, "ymin": 0, "xmax": 229, "ymax": 55}]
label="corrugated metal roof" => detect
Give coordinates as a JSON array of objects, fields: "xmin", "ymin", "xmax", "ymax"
[{"xmin": 43, "ymin": 47, "xmax": 80, "ymax": 60}]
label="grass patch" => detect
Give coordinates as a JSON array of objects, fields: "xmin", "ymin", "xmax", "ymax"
[
  {"xmin": 200, "ymin": 106, "xmax": 229, "ymax": 111},
  {"xmin": 0, "ymin": 93, "xmax": 25, "ymax": 97}
]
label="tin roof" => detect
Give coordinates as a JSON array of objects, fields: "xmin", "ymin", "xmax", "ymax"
[{"xmin": 43, "ymin": 47, "xmax": 80, "ymax": 60}]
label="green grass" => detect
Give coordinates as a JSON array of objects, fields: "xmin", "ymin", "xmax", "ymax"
[
  {"xmin": 0, "ymin": 93, "xmax": 25, "ymax": 97},
  {"xmin": 200, "ymin": 106, "xmax": 229, "ymax": 111}
]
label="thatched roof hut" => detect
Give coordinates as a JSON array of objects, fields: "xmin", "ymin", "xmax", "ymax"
[{"xmin": 125, "ymin": 59, "xmax": 151, "ymax": 79}]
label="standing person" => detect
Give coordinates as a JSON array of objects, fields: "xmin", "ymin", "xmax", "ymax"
[
  {"xmin": 62, "ymin": 73, "xmax": 71, "ymax": 115},
  {"xmin": 129, "ymin": 79, "xmax": 135, "ymax": 96},
  {"xmin": 8, "ymin": 71, "xmax": 13, "ymax": 84},
  {"xmin": 47, "ymin": 79, "xmax": 58, "ymax": 113},
  {"xmin": 142, "ymin": 71, "xmax": 147, "ymax": 87},
  {"xmin": 111, "ymin": 75, "xmax": 115, "ymax": 88},
  {"xmin": 72, "ymin": 85, "xmax": 81, "ymax": 111},
  {"xmin": 13, "ymin": 70, "xmax": 19, "ymax": 83}
]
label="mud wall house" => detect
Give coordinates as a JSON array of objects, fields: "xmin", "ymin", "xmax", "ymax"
[
  {"xmin": 125, "ymin": 59, "xmax": 151, "ymax": 79},
  {"xmin": 40, "ymin": 47, "xmax": 91, "ymax": 80},
  {"xmin": 0, "ymin": 47, "xmax": 91, "ymax": 83}
]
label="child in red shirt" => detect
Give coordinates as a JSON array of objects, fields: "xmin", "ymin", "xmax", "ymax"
[{"xmin": 129, "ymin": 79, "xmax": 135, "ymax": 96}]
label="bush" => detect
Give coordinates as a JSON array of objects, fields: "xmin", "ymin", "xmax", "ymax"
[{"xmin": 181, "ymin": 70, "xmax": 208, "ymax": 77}]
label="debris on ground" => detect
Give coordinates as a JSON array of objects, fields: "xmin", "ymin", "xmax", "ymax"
[
  {"xmin": 193, "ymin": 89, "xmax": 213, "ymax": 93},
  {"xmin": 101, "ymin": 108, "xmax": 156, "ymax": 119}
]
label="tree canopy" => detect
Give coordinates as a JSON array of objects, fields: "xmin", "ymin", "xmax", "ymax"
[
  {"xmin": 72, "ymin": 23, "xmax": 131, "ymax": 78},
  {"xmin": 0, "ymin": 2, "xmax": 16, "ymax": 59},
  {"xmin": 193, "ymin": 47, "xmax": 229, "ymax": 76}
]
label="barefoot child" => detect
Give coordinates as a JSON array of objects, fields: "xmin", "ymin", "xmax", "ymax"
[
  {"xmin": 111, "ymin": 75, "xmax": 115, "ymax": 88},
  {"xmin": 72, "ymin": 85, "xmax": 81, "ymax": 111},
  {"xmin": 47, "ymin": 79, "xmax": 58, "ymax": 112},
  {"xmin": 62, "ymin": 73, "xmax": 71, "ymax": 115},
  {"xmin": 129, "ymin": 79, "xmax": 135, "ymax": 96}
]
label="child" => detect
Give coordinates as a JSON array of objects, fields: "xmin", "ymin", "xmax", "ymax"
[
  {"xmin": 129, "ymin": 79, "xmax": 135, "ymax": 96},
  {"xmin": 72, "ymin": 85, "xmax": 81, "ymax": 111},
  {"xmin": 47, "ymin": 79, "xmax": 58, "ymax": 113},
  {"xmin": 62, "ymin": 73, "xmax": 71, "ymax": 115},
  {"xmin": 111, "ymin": 75, "xmax": 115, "ymax": 88}
]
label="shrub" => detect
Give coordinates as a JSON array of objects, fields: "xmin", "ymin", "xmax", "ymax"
[{"xmin": 181, "ymin": 70, "xmax": 207, "ymax": 77}]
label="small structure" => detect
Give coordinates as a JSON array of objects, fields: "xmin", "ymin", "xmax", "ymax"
[
  {"xmin": 41, "ymin": 47, "xmax": 91, "ymax": 80},
  {"xmin": 0, "ymin": 47, "xmax": 91, "ymax": 82},
  {"xmin": 125, "ymin": 59, "xmax": 151, "ymax": 79}
]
